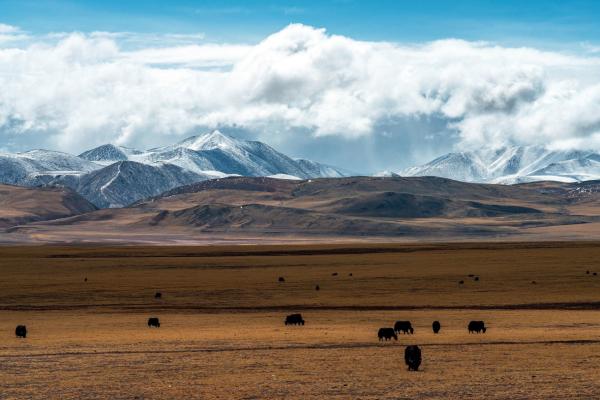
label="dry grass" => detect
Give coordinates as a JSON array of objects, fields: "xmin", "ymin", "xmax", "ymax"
[{"xmin": 2, "ymin": 242, "xmax": 600, "ymax": 398}]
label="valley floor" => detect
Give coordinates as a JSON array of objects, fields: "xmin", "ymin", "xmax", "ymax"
[{"xmin": 2, "ymin": 243, "xmax": 600, "ymax": 398}]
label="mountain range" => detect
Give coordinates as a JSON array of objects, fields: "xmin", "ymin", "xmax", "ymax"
[
  {"xmin": 4, "ymin": 132, "xmax": 600, "ymax": 210},
  {"xmin": 398, "ymin": 146, "xmax": 600, "ymax": 184},
  {"xmin": 0, "ymin": 130, "xmax": 346, "ymax": 208}
]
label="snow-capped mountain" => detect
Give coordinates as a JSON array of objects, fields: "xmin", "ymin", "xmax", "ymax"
[
  {"xmin": 80, "ymin": 130, "xmax": 346, "ymax": 179},
  {"xmin": 0, "ymin": 131, "xmax": 347, "ymax": 208},
  {"xmin": 401, "ymin": 146, "xmax": 600, "ymax": 184}
]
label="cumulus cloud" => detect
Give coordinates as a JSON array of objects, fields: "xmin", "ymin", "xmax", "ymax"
[{"xmin": 1, "ymin": 23, "xmax": 600, "ymax": 164}]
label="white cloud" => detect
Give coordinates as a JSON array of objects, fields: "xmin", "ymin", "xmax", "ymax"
[
  {"xmin": 1, "ymin": 23, "xmax": 600, "ymax": 157},
  {"xmin": 0, "ymin": 23, "xmax": 20, "ymax": 34},
  {"xmin": 0, "ymin": 23, "xmax": 28, "ymax": 44}
]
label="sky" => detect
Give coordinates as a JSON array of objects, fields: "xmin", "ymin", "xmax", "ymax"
[{"xmin": 1, "ymin": 0, "xmax": 600, "ymax": 173}]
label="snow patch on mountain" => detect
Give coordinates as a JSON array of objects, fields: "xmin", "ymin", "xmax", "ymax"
[
  {"xmin": 373, "ymin": 170, "xmax": 400, "ymax": 178},
  {"xmin": 268, "ymin": 174, "xmax": 302, "ymax": 180}
]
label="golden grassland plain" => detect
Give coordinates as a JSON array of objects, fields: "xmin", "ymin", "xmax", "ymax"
[{"xmin": 2, "ymin": 242, "xmax": 600, "ymax": 399}]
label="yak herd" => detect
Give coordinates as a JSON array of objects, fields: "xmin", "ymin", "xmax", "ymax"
[
  {"xmin": 10, "ymin": 313, "xmax": 484, "ymax": 372},
  {"xmin": 10, "ymin": 273, "xmax": 492, "ymax": 373}
]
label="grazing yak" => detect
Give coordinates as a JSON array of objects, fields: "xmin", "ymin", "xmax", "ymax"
[
  {"xmin": 404, "ymin": 345, "xmax": 422, "ymax": 371},
  {"xmin": 394, "ymin": 321, "xmax": 414, "ymax": 334},
  {"xmin": 315, "ymin": 285, "xmax": 320, "ymax": 291},
  {"xmin": 468, "ymin": 320, "xmax": 486, "ymax": 333},
  {"xmin": 332, "ymin": 272, "xmax": 338, "ymax": 276},
  {"xmin": 278, "ymin": 277, "xmax": 285, "ymax": 282},
  {"xmin": 378, "ymin": 328, "xmax": 398, "ymax": 341},
  {"xmin": 15, "ymin": 325, "xmax": 27, "ymax": 338},
  {"xmin": 148, "ymin": 317, "xmax": 161, "ymax": 328},
  {"xmin": 285, "ymin": 313, "xmax": 305, "ymax": 325},
  {"xmin": 154, "ymin": 292, "xmax": 162, "ymax": 299},
  {"xmin": 432, "ymin": 321, "xmax": 441, "ymax": 334}
]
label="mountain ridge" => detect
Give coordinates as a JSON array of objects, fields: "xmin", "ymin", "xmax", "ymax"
[{"xmin": 7, "ymin": 176, "xmax": 600, "ymax": 244}]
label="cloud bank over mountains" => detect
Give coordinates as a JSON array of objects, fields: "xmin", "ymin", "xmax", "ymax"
[{"xmin": 1, "ymin": 23, "xmax": 600, "ymax": 170}]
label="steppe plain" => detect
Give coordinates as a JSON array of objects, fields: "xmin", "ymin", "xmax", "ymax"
[{"xmin": 2, "ymin": 243, "xmax": 600, "ymax": 399}]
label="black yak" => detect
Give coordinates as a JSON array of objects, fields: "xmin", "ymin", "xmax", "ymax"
[
  {"xmin": 15, "ymin": 325, "xmax": 27, "ymax": 338},
  {"xmin": 404, "ymin": 345, "xmax": 422, "ymax": 371},
  {"xmin": 285, "ymin": 313, "xmax": 305, "ymax": 325},
  {"xmin": 468, "ymin": 320, "xmax": 486, "ymax": 333},
  {"xmin": 378, "ymin": 328, "xmax": 397, "ymax": 341},
  {"xmin": 432, "ymin": 320, "xmax": 441, "ymax": 334},
  {"xmin": 148, "ymin": 317, "xmax": 160, "ymax": 328},
  {"xmin": 394, "ymin": 321, "xmax": 414, "ymax": 334},
  {"xmin": 154, "ymin": 292, "xmax": 162, "ymax": 299},
  {"xmin": 278, "ymin": 277, "xmax": 285, "ymax": 282}
]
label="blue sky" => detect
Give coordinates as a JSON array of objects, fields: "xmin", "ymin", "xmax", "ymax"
[
  {"xmin": 2, "ymin": 0, "xmax": 600, "ymax": 48},
  {"xmin": 1, "ymin": 1, "xmax": 600, "ymax": 173}
]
